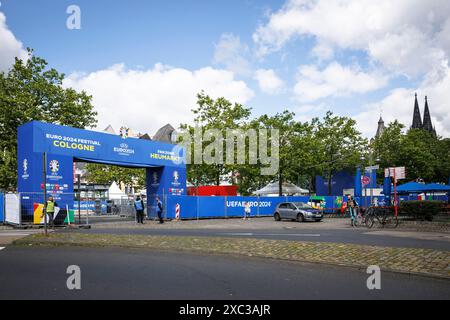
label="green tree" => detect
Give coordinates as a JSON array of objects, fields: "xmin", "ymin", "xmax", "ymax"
[
  {"xmin": 313, "ymin": 111, "xmax": 367, "ymax": 195},
  {"xmin": 179, "ymin": 92, "xmax": 251, "ymax": 186},
  {"xmin": 373, "ymin": 122, "xmax": 450, "ymax": 183},
  {"xmin": 398, "ymin": 129, "xmax": 438, "ymax": 181},
  {"xmin": 372, "ymin": 120, "xmax": 404, "ymax": 169},
  {"xmin": 0, "ymin": 49, "xmax": 97, "ymax": 189},
  {"xmin": 252, "ymin": 111, "xmax": 300, "ymax": 196}
]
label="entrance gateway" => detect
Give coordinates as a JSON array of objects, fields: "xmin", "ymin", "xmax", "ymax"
[{"xmin": 17, "ymin": 121, "xmax": 187, "ymax": 217}]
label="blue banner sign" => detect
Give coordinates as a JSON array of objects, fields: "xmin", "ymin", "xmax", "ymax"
[{"xmin": 17, "ymin": 121, "xmax": 187, "ymax": 213}]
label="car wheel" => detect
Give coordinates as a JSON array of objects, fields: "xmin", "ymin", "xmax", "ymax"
[
  {"xmin": 274, "ymin": 212, "xmax": 281, "ymax": 221},
  {"xmin": 297, "ymin": 213, "xmax": 305, "ymax": 222}
]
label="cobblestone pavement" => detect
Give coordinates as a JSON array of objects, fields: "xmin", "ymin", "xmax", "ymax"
[{"xmin": 14, "ymin": 232, "xmax": 450, "ymax": 279}]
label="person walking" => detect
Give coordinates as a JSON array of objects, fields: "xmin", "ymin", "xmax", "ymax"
[
  {"xmin": 243, "ymin": 201, "xmax": 251, "ymax": 220},
  {"xmin": 43, "ymin": 196, "xmax": 58, "ymax": 228},
  {"xmin": 134, "ymin": 196, "xmax": 145, "ymax": 224},
  {"xmin": 348, "ymin": 196, "xmax": 358, "ymax": 227},
  {"xmin": 156, "ymin": 196, "xmax": 164, "ymax": 224}
]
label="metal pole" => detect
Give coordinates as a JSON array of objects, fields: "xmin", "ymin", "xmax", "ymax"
[
  {"xmin": 86, "ymin": 184, "xmax": 90, "ymax": 225},
  {"xmin": 77, "ymin": 174, "xmax": 81, "ymax": 225},
  {"xmin": 394, "ymin": 169, "xmax": 398, "ymax": 218},
  {"xmin": 43, "ymin": 152, "xmax": 47, "ymax": 236},
  {"xmin": 369, "ymin": 152, "xmax": 374, "ymax": 207}
]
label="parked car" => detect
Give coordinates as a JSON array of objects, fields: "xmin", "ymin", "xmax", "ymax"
[{"xmin": 274, "ymin": 202, "xmax": 323, "ymax": 222}]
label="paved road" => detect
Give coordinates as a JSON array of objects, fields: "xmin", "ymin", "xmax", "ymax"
[
  {"xmin": 0, "ymin": 246, "xmax": 449, "ymax": 299},
  {"xmin": 62, "ymin": 227, "xmax": 450, "ymax": 251}
]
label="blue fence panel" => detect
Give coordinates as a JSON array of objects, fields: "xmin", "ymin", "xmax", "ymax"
[
  {"xmin": 0, "ymin": 193, "xmax": 4, "ymax": 223},
  {"xmin": 225, "ymin": 196, "xmax": 279, "ymax": 217},
  {"xmin": 163, "ymin": 194, "xmax": 447, "ymax": 220},
  {"xmin": 73, "ymin": 201, "xmax": 107, "ymax": 213},
  {"xmin": 198, "ymin": 196, "xmax": 226, "ymax": 218},
  {"xmin": 165, "ymin": 195, "xmax": 198, "ymax": 219},
  {"xmin": 256, "ymin": 196, "xmax": 286, "ymax": 216}
]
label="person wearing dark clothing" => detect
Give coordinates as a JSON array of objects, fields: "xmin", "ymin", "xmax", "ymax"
[
  {"xmin": 348, "ymin": 196, "xmax": 359, "ymax": 227},
  {"xmin": 156, "ymin": 196, "xmax": 164, "ymax": 224},
  {"xmin": 134, "ymin": 196, "xmax": 145, "ymax": 224}
]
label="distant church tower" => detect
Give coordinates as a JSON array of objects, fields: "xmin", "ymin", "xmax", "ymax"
[
  {"xmin": 422, "ymin": 96, "xmax": 436, "ymax": 136},
  {"xmin": 375, "ymin": 116, "xmax": 385, "ymax": 138},
  {"xmin": 411, "ymin": 93, "xmax": 437, "ymax": 136},
  {"xmin": 411, "ymin": 93, "xmax": 422, "ymax": 129}
]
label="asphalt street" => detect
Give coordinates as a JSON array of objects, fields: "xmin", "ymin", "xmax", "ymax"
[
  {"xmin": 62, "ymin": 226, "xmax": 450, "ymax": 251},
  {"xmin": 0, "ymin": 246, "xmax": 449, "ymax": 299}
]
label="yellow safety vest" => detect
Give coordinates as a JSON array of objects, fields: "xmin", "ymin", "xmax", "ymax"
[{"xmin": 46, "ymin": 200, "xmax": 55, "ymax": 213}]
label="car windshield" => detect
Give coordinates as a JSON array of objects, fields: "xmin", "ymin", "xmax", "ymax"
[{"xmin": 293, "ymin": 202, "xmax": 314, "ymax": 209}]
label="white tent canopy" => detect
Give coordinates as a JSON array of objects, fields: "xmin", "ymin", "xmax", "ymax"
[
  {"xmin": 253, "ymin": 181, "xmax": 309, "ymax": 196},
  {"xmin": 108, "ymin": 181, "xmax": 127, "ymax": 200}
]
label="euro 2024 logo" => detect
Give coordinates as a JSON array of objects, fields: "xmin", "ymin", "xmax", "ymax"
[
  {"xmin": 23, "ymin": 159, "xmax": 28, "ymax": 175},
  {"xmin": 172, "ymin": 170, "xmax": 181, "ymax": 186},
  {"xmin": 22, "ymin": 158, "xmax": 29, "ymax": 179},
  {"xmin": 49, "ymin": 160, "xmax": 59, "ymax": 174}
]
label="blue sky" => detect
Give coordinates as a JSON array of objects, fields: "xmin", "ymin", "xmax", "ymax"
[
  {"xmin": 1, "ymin": 0, "xmax": 449, "ymax": 137},
  {"xmin": 2, "ymin": 1, "xmax": 268, "ymax": 71}
]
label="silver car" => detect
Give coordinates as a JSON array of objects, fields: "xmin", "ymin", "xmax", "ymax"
[{"xmin": 274, "ymin": 202, "xmax": 323, "ymax": 222}]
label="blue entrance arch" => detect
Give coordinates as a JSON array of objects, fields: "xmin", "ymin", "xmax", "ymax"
[{"xmin": 17, "ymin": 121, "xmax": 186, "ymax": 215}]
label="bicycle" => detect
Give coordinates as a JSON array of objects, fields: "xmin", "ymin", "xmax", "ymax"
[
  {"xmin": 353, "ymin": 207, "xmax": 366, "ymax": 227},
  {"xmin": 365, "ymin": 207, "xmax": 398, "ymax": 228}
]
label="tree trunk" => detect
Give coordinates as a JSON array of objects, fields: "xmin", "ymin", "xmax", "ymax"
[
  {"xmin": 216, "ymin": 166, "xmax": 220, "ymax": 186},
  {"xmin": 309, "ymin": 176, "xmax": 315, "ymax": 196},
  {"xmin": 327, "ymin": 171, "xmax": 333, "ymax": 196},
  {"xmin": 278, "ymin": 169, "xmax": 283, "ymax": 196}
]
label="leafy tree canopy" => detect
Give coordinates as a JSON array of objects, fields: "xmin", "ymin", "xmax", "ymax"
[{"xmin": 0, "ymin": 49, "xmax": 97, "ymax": 189}]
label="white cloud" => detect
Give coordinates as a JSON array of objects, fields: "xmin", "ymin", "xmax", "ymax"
[
  {"xmin": 253, "ymin": 0, "xmax": 450, "ymax": 78},
  {"xmin": 213, "ymin": 33, "xmax": 251, "ymax": 76},
  {"xmin": 254, "ymin": 68, "xmax": 284, "ymax": 94},
  {"xmin": 0, "ymin": 12, "xmax": 27, "ymax": 72},
  {"xmin": 294, "ymin": 62, "xmax": 388, "ymax": 102},
  {"xmin": 311, "ymin": 41, "xmax": 334, "ymax": 61},
  {"xmin": 354, "ymin": 65, "xmax": 450, "ymax": 138},
  {"xmin": 63, "ymin": 63, "xmax": 254, "ymax": 135}
]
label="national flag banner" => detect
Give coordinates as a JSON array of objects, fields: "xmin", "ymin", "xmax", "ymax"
[
  {"xmin": 64, "ymin": 209, "xmax": 75, "ymax": 224},
  {"xmin": 33, "ymin": 203, "xmax": 67, "ymax": 225}
]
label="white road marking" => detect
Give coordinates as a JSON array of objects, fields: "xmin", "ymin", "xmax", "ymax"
[
  {"xmin": 219, "ymin": 233, "xmax": 320, "ymax": 237},
  {"xmin": 0, "ymin": 233, "xmax": 30, "ymax": 237},
  {"xmin": 0, "ymin": 247, "xmax": 5, "ymax": 251},
  {"xmin": 264, "ymin": 233, "xmax": 321, "ymax": 237}
]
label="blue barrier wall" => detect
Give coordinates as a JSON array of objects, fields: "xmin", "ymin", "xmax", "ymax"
[
  {"xmin": 161, "ymin": 194, "xmax": 448, "ymax": 220},
  {"xmin": 0, "ymin": 193, "xmax": 4, "ymax": 223}
]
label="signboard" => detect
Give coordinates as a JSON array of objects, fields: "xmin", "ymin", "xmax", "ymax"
[
  {"xmin": 385, "ymin": 167, "xmax": 406, "ymax": 180},
  {"xmin": 5, "ymin": 193, "xmax": 21, "ymax": 225},
  {"xmin": 365, "ymin": 165, "xmax": 379, "ymax": 172},
  {"xmin": 362, "ymin": 176, "xmax": 370, "ymax": 186}
]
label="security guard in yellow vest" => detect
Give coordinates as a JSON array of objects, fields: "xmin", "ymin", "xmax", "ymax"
[{"xmin": 44, "ymin": 196, "xmax": 58, "ymax": 228}]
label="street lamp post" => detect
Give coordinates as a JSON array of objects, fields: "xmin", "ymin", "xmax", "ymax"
[{"xmin": 365, "ymin": 147, "xmax": 380, "ymax": 207}]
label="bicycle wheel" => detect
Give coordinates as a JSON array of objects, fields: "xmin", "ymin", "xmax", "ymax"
[
  {"xmin": 364, "ymin": 208, "xmax": 375, "ymax": 228},
  {"xmin": 384, "ymin": 214, "xmax": 399, "ymax": 228},
  {"xmin": 355, "ymin": 213, "xmax": 363, "ymax": 227}
]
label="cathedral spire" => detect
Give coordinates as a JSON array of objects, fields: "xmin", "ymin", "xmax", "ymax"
[
  {"xmin": 375, "ymin": 116, "xmax": 385, "ymax": 138},
  {"xmin": 411, "ymin": 92, "xmax": 422, "ymax": 129},
  {"xmin": 422, "ymin": 96, "xmax": 436, "ymax": 136}
]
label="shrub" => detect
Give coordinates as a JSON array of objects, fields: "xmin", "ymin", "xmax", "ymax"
[{"xmin": 399, "ymin": 200, "xmax": 445, "ymax": 221}]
